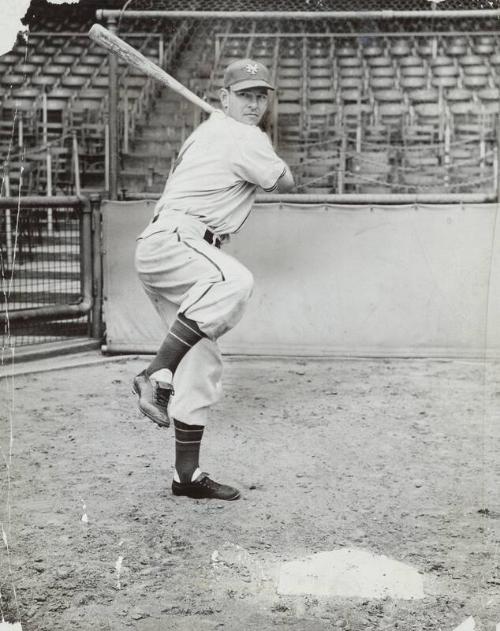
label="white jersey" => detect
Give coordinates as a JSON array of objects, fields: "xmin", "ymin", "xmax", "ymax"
[{"xmin": 142, "ymin": 111, "xmax": 286, "ymax": 236}]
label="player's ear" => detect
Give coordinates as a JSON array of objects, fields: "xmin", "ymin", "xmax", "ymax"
[{"xmin": 219, "ymin": 88, "xmax": 229, "ymax": 111}]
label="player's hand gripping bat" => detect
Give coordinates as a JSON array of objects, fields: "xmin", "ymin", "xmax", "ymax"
[{"xmin": 88, "ymin": 24, "xmax": 216, "ymax": 114}]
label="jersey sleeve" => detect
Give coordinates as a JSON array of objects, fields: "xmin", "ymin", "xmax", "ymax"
[{"xmin": 231, "ymin": 127, "xmax": 287, "ymax": 191}]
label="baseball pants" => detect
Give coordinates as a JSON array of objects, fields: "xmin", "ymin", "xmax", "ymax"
[{"xmin": 135, "ymin": 213, "xmax": 254, "ymax": 426}]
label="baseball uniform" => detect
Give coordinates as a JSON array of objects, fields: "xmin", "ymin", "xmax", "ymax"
[{"xmin": 135, "ymin": 110, "xmax": 287, "ymax": 426}]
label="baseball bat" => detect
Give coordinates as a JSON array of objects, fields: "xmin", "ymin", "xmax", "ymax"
[{"xmin": 88, "ymin": 24, "xmax": 216, "ymax": 114}]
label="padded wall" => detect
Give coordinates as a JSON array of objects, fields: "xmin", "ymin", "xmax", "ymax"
[{"xmin": 102, "ymin": 200, "xmax": 500, "ymax": 358}]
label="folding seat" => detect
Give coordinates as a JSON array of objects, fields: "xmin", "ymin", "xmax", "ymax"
[
  {"xmin": 361, "ymin": 44, "xmax": 384, "ymax": 59},
  {"xmin": 432, "ymin": 75, "xmax": 458, "ymax": 89},
  {"xmin": 369, "ymin": 76, "xmax": 396, "ymax": 91},
  {"xmin": 10, "ymin": 87, "xmax": 39, "ymax": 103},
  {"xmin": 0, "ymin": 53, "xmax": 20, "ymax": 65},
  {"xmin": 309, "ymin": 78, "xmax": 333, "ymax": 90},
  {"xmin": 278, "ymin": 78, "xmax": 302, "ymax": 90},
  {"xmin": 90, "ymin": 76, "xmax": 112, "ymax": 88},
  {"xmin": 478, "ymin": 87, "xmax": 500, "ymax": 104},
  {"xmin": 370, "ymin": 66, "xmax": 396, "ymax": 78},
  {"xmin": 338, "ymin": 77, "xmax": 363, "ymax": 89},
  {"xmin": 416, "ymin": 40, "xmax": 434, "ymax": 57},
  {"xmin": 25, "ymin": 54, "xmax": 47, "ymax": 67},
  {"xmin": 390, "ymin": 39, "xmax": 411, "ymax": 58},
  {"xmin": 45, "ymin": 87, "xmax": 74, "ymax": 110},
  {"xmin": 340, "ymin": 87, "xmax": 367, "ymax": 103},
  {"xmin": 58, "ymin": 76, "xmax": 87, "ymax": 98},
  {"xmin": 399, "ymin": 55, "xmax": 425, "ymax": 68},
  {"xmin": 338, "ymin": 57, "xmax": 362, "ymax": 68},
  {"xmin": 400, "ymin": 66, "xmax": 426, "ymax": 78},
  {"xmin": 80, "ymin": 55, "xmax": 103, "ymax": 67},
  {"xmin": 430, "ymin": 55, "xmax": 454, "ymax": 68},
  {"xmin": 432, "ymin": 64, "xmax": 458, "ymax": 77},
  {"xmin": 374, "ymin": 88, "xmax": 404, "ymax": 104},
  {"xmin": 350, "ymin": 150, "xmax": 392, "ymax": 194},
  {"xmin": 1, "ymin": 74, "xmax": 25, "ymax": 88},
  {"xmin": 462, "ymin": 74, "xmax": 489, "ymax": 89},
  {"xmin": 490, "ymin": 53, "xmax": 500, "ymax": 67},
  {"xmin": 52, "ymin": 54, "xmax": 77, "ymax": 66},
  {"xmin": 72, "ymin": 65, "xmax": 96, "ymax": 78},
  {"xmin": 444, "ymin": 36, "xmax": 468, "ymax": 57},
  {"xmin": 378, "ymin": 102, "xmax": 408, "ymax": 128},
  {"xmin": 367, "ymin": 56, "xmax": 393, "ymax": 68},
  {"xmin": 14, "ymin": 63, "xmax": 37, "ymax": 77},
  {"xmin": 400, "ymin": 76, "xmax": 427, "ymax": 93},
  {"xmin": 339, "ymin": 66, "xmax": 363, "ymax": 78},
  {"xmin": 31, "ymin": 75, "xmax": 58, "ymax": 89},
  {"xmin": 463, "ymin": 64, "xmax": 489, "ymax": 77},
  {"xmin": 414, "ymin": 103, "xmax": 443, "ymax": 127},
  {"xmin": 336, "ymin": 45, "xmax": 358, "ymax": 58},
  {"xmin": 40, "ymin": 64, "xmax": 68, "ymax": 77},
  {"xmin": 65, "ymin": 45, "xmax": 86, "ymax": 56},
  {"xmin": 472, "ymin": 35, "xmax": 495, "ymax": 56},
  {"xmin": 310, "ymin": 67, "xmax": 332, "ymax": 78},
  {"xmin": 431, "ymin": 64, "xmax": 459, "ymax": 89},
  {"xmin": 40, "ymin": 47, "xmax": 58, "ymax": 56},
  {"xmin": 408, "ymin": 87, "xmax": 438, "ymax": 104},
  {"xmin": 459, "ymin": 54, "xmax": 484, "ymax": 67}
]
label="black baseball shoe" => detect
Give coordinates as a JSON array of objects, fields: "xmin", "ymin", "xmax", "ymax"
[
  {"xmin": 172, "ymin": 473, "xmax": 240, "ymax": 501},
  {"xmin": 132, "ymin": 371, "xmax": 173, "ymax": 428}
]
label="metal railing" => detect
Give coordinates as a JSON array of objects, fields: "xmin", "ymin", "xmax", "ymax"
[{"xmin": 0, "ymin": 195, "xmax": 102, "ymax": 348}]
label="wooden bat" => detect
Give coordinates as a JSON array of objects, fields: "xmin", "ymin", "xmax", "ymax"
[{"xmin": 88, "ymin": 24, "xmax": 215, "ymax": 114}]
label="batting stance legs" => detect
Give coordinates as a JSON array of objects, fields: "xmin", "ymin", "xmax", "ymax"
[{"xmin": 133, "ymin": 214, "xmax": 253, "ymax": 500}]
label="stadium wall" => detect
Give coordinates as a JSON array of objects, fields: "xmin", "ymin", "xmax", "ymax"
[{"xmin": 102, "ymin": 200, "xmax": 500, "ymax": 359}]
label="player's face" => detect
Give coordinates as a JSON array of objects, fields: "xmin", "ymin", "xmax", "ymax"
[{"xmin": 221, "ymin": 87, "xmax": 269, "ymax": 125}]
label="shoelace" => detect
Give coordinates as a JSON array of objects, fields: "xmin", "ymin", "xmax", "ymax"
[{"xmin": 154, "ymin": 385, "xmax": 173, "ymax": 408}]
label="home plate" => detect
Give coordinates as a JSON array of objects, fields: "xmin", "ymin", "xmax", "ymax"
[
  {"xmin": 0, "ymin": 623, "xmax": 23, "ymax": 631},
  {"xmin": 277, "ymin": 548, "xmax": 425, "ymax": 599}
]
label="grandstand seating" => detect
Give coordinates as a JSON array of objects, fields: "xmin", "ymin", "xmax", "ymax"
[{"xmin": 1, "ymin": 5, "xmax": 499, "ymax": 196}]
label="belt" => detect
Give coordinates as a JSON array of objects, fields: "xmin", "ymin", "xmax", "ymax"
[
  {"xmin": 150, "ymin": 214, "xmax": 221, "ymax": 248},
  {"xmin": 203, "ymin": 229, "xmax": 221, "ymax": 249}
]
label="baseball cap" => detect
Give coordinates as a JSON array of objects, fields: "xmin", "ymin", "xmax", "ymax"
[{"xmin": 223, "ymin": 58, "xmax": 274, "ymax": 91}]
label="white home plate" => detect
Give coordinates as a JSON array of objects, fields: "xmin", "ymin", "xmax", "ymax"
[
  {"xmin": 0, "ymin": 623, "xmax": 23, "ymax": 631},
  {"xmin": 277, "ymin": 548, "xmax": 424, "ymax": 600},
  {"xmin": 452, "ymin": 618, "xmax": 475, "ymax": 631}
]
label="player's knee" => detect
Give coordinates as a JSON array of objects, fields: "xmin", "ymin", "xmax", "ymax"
[{"xmin": 236, "ymin": 267, "xmax": 254, "ymax": 299}]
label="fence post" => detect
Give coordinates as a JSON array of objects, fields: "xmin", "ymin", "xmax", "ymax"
[
  {"xmin": 105, "ymin": 122, "xmax": 110, "ymax": 194},
  {"xmin": 123, "ymin": 88, "xmax": 129, "ymax": 154},
  {"xmin": 497, "ymin": 116, "xmax": 500, "ymax": 203},
  {"xmin": 89, "ymin": 193, "xmax": 103, "ymax": 339},
  {"xmin": 42, "ymin": 92, "xmax": 53, "ymax": 236},
  {"xmin": 72, "ymin": 130, "xmax": 81, "ymax": 196},
  {"xmin": 107, "ymin": 16, "xmax": 119, "ymax": 200},
  {"xmin": 4, "ymin": 167, "xmax": 13, "ymax": 269}
]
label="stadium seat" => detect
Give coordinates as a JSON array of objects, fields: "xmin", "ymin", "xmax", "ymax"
[
  {"xmin": 390, "ymin": 39, "xmax": 411, "ymax": 57},
  {"xmin": 408, "ymin": 88, "xmax": 439, "ymax": 104}
]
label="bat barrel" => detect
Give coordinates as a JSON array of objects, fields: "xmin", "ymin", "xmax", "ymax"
[{"xmin": 88, "ymin": 24, "xmax": 215, "ymax": 114}]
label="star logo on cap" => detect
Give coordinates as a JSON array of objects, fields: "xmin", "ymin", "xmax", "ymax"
[{"xmin": 245, "ymin": 63, "xmax": 258, "ymax": 75}]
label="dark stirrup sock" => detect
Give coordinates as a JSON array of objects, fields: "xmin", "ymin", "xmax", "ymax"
[
  {"xmin": 146, "ymin": 313, "xmax": 206, "ymax": 377},
  {"xmin": 174, "ymin": 419, "xmax": 205, "ymax": 483}
]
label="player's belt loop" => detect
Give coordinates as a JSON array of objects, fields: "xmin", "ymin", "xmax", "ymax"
[{"xmin": 203, "ymin": 229, "xmax": 221, "ymax": 249}]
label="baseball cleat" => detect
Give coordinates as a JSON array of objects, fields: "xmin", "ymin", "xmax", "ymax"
[
  {"xmin": 172, "ymin": 473, "xmax": 240, "ymax": 501},
  {"xmin": 132, "ymin": 371, "xmax": 173, "ymax": 428}
]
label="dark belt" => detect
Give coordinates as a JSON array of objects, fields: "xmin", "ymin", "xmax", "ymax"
[
  {"xmin": 203, "ymin": 229, "xmax": 221, "ymax": 249},
  {"xmin": 150, "ymin": 215, "xmax": 221, "ymax": 248}
]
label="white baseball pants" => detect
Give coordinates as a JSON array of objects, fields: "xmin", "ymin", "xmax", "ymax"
[{"xmin": 135, "ymin": 213, "xmax": 254, "ymax": 426}]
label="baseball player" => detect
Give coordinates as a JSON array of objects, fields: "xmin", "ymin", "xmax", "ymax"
[{"xmin": 133, "ymin": 58, "xmax": 294, "ymax": 501}]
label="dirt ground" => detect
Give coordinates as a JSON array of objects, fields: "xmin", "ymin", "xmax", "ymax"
[{"xmin": 0, "ymin": 353, "xmax": 499, "ymax": 631}]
